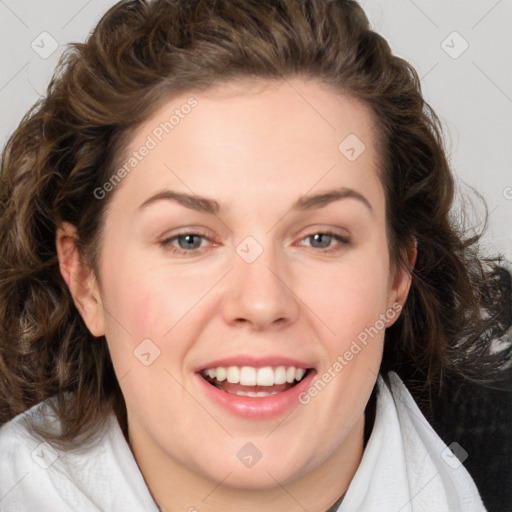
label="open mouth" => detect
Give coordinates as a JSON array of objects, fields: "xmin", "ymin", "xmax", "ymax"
[{"xmin": 200, "ymin": 366, "xmax": 312, "ymax": 397}]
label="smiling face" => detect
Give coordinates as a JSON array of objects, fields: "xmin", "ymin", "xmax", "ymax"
[{"xmin": 57, "ymin": 78, "xmax": 412, "ymax": 509}]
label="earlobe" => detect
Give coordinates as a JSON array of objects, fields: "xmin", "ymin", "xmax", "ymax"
[{"xmin": 56, "ymin": 222, "xmax": 105, "ymax": 338}]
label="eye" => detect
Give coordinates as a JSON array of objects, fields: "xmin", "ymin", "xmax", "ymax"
[
  {"xmin": 297, "ymin": 231, "xmax": 350, "ymax": 253},
  {"xmin": 158, "ymin": 229, "xmax": 350, "ymax": 257},
  {"xmin": 159, "ymin": 231, "xmax": 212, "ymax": 255}
]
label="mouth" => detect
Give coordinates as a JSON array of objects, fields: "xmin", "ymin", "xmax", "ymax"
[
  {"xmin": 200, "ymin": 365, "xmax": 313, "ymax": 397},
  {"xmin": 194, "ymin": 356, "xmax": 317, "ymax": 419}
]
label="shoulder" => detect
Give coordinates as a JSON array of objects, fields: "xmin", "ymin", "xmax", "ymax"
[
  {"xmin": 0, "ymin": 398, "xmax": 67, "ymax": 510},
  {"xmin": 379, "ymin": 372, "xmax": 487, "ymax": 512},
  {"xmin": 0, "ymin": 397, "xmax": 58, "ymax": 472},
  {"xmin": 0, "ymin": 398, "xmax": 158, "ymax": 512}
]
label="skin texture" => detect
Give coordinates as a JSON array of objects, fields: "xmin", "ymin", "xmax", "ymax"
[{"xmin": 56, "ymin": 78, "xmax": 414, "ymax": 512}]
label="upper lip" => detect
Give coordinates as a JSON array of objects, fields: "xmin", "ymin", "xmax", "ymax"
[{"xmin": 195, "ymin": 355, "xmax": 315, "ymax": 372}]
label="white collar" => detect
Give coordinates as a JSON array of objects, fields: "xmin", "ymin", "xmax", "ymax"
[{"xmin": 337, "ymin": 372, "xmax": 486, "ymax": 512}]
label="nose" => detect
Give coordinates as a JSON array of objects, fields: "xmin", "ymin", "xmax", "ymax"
[{"xmin": 220, "ymin": 243, "xmax": 300, "ymax": 332}]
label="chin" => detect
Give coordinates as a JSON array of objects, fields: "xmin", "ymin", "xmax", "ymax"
[{"xmin": 211, "ymin": 464, "xmax": 304, "ymax": 490}]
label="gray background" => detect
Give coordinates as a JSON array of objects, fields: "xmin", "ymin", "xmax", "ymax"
[{"xmin": 1, "ymin": 0, "xmax": 511, "ymax": 260}]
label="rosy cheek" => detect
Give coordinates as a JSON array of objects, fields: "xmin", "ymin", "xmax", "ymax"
[
  {"xmin": 120, "ymin": 272, "xmax": 195, "ymax": 345},
  {"xmin": 124, "ymin": 286, "xmax": 164, "ymax": 339}
]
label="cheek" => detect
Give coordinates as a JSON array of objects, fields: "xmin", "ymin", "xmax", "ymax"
[
  {"xmin": 98, "ymin": 253, "xmax": 215, "ymax": 369},
  {"xmin": 308, "ymin": 253, "xmax": 391, "ymax": 343}
]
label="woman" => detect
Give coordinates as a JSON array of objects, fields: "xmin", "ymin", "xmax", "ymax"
[{"xmin": 0, "ymin": 0, "xmax": 510, "ymax": 511}]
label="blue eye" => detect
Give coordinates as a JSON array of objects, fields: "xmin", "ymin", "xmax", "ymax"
[
  {"xmin": 159, "ymin": 230, "xmax": 350, "ymax": 256},
  {"xmin": 159, "ymin": 232, "xmax": 209, "ymax": 254},
  {"xmin": 299, "ymin": 231, "xmax": 350, "ymax": 252}
]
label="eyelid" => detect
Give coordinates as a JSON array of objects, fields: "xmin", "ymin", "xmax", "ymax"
[
  {"xmin": 294, "ymin": 224, "xmax": 350, "ymax": 239},
  {"xmin": 159, "ymin": 226, "xmax": 212, "ymax": 241}
]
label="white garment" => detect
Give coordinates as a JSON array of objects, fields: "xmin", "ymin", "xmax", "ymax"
[
  {"xmin": 0, "ymin": 371, "xmax": 486, "ymax": 512},
  {"xmin": 338, "ymin": 372, "xmax": 486, "ymax": 512}
]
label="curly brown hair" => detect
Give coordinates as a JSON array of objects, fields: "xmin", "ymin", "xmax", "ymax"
[{"xmin": 0, "ymin": 0, "xmax": 510, "ymax": 453}]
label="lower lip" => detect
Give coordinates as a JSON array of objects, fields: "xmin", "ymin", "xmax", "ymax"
[{"xmin": 195, "ymin": 370, "xmax": 317, "ymax": 420}]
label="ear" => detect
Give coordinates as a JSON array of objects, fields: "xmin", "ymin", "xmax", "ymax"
[
  {"xmin": 55, "ymin": 222, "xmax": 105, "ymax": 337},
  {"xmin": 385, "ymin": 237, "xmax": 417, "ymax": 327}
]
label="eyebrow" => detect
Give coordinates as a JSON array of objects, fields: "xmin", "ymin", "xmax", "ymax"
[{"xmin": 138, "ymin": 187, "xmax": 373, "ymax": 215}]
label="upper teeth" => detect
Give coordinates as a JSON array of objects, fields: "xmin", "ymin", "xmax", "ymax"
[{"xmin": 201, "ymin": 366, "xmax": 307, "ymax": 386}]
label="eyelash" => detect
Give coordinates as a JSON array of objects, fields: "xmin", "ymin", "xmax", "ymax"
[{"xmin": 158, "ymin": 230, "xmax": 350, "ymax": 256}]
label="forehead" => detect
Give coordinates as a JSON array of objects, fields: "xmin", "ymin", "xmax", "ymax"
[{"xmin": 112, "ymin": 78, "xmax": 382, "ymax": 214}]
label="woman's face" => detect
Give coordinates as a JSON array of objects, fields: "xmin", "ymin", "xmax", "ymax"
[{"xmin": 64, "ymin": 79, "xmax": 411, "ymax": 496}]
